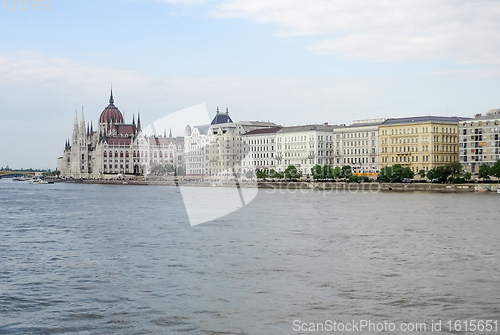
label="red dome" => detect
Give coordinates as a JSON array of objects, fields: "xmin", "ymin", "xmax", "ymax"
[
  {"xmin": 99, "ymin": 90, "xmax": 124, "ymax": 123},
  {"xmin": 100, "ymin": 105, "xmax": 124, "ymax": 123}
]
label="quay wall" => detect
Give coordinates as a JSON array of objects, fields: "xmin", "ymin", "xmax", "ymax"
[{"xmin": 59, "ymin": 179, "xmax": 500, "ymax": 193}]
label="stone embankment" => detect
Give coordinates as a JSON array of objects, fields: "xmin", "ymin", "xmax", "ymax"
[{"xmin": 60, "ymin": 178, "xmax": 500, "ymax": 193}]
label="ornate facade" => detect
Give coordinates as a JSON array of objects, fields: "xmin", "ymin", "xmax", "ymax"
[{"xmin": 57, "ymin": 91, "xmax": 184, "ymax": 178}]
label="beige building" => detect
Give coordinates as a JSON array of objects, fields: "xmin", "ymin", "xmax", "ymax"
[
  {"xmin": 379, "ymin": 116, "xmax": 464, "ymax": 173},
  {"xmin": 459, "ymin": 109, "xmax": 500, "ymax": 173}
]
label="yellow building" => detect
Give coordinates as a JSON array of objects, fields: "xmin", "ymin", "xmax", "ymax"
[{"xmin": 379, "ymin": 116, "xmax": 465, "ymax": 173}]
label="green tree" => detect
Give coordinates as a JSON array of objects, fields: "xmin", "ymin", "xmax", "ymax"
[
  {"xmin": 419, "ymin": 169, "xmax": 426, "ymax": 179},
  {"xmin": 489, "ymin": 160, "xmax": 500, "ymax": 182},
  {"xmin": 378, "ymin": 164, "xmax": 414, "ymax": 182},
  {"xmin": 333, "ymin": 166, "xmax": 342, "ymax": 179},
  {"xmin": 444, "ymin": 161, "xmax": 463, "ymax": 182},
  {"xmin": 464, "ymin": 172, "xmax": 472, "ymax": 182},
  {"xmin": 176, "ymin": 165, "xmax": 186, "ymax": 176},
  {"xmin": 478, "ymin": 164, "xmax": 491, "ymax": 181},
  {"xmin": 245, "ymin": 170, "xmax": 255, "ymax": 179},
  {"xmin": 165, "ymin": 164, "xmax": 175, "ymax": 173},
  {"xmin": 427, "ymin": 166, "xmax": 447, "ymax": 183},
  {"xmin": 341, "ymin": 165, "xmax": 352, "ymax": 179},
  {"xmin": 322, "ymin": 165, "xmax": 334, "ymax": 179},
  {"xmin": 311, "ymin": 165, "xmax": 323, "ymax": 180},
  {"xmin": 284, "ymin": 165, "xmax": 302, "ymax": 180},
  {"xmin": 269, "ymin": 169, "xmax": 284, "ymax": 179},
  {"xmin": 256, "ymin": 169, "xmax": 269, "ymax": 179}
]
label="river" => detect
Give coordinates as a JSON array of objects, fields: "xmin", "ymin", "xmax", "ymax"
[{"xmin": 1, "ymin": 179, "xmax": 499, "ymax": 334}]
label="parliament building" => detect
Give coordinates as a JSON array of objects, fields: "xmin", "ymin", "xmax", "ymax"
[{"xmin": 57, "ymin": 90, "xmax": 184, "ymax": 178}]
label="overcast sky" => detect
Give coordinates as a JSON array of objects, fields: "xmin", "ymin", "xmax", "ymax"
[{"xmin": 1, "ymin": 0, "xmax": 500, "ymax": 169}]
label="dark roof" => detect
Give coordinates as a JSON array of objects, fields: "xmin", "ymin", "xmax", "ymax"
[
  {"xmin": 211, "ymin": 112, "xmax": 233, "ymax": 125},
  {"xmin": 243, "ymin": 127, "xmax": 282, "ymax": 135},
  {"xmin": 117, "ymin": 125, "xmax": 135, "ymax": 135},
  {"xmin": 382, "ymin": 116, "xmax": 467, "ymax": 126},
  {"xmin": 106, "ymin": 138, "xmax": 132, "ymax": 145}
]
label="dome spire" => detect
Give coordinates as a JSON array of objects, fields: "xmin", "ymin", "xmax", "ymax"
[{"xmin": 109, "ymin": 86, "xmax": 114, "ymax": 105}]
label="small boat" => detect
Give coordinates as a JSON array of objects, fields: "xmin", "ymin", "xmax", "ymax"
[
  {"xmin": 29, "ymin": 178, "xmax": 48, "ymax": 184},
  {"xmin": 497, "ymin": 188, "xmax": 500, "ymax": 194}
]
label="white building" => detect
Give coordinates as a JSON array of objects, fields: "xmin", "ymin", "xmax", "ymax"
[
  {"xmin": 184, "ymin": 108, "xmax": 278, "ymax": 178},
  {"xmin": 241, "ymin": 127, "xmax": 282, "ymax": 174},
  {"xmin": 333, "ymin": 119, "xmax": 385, "ymax": 172},
  {"xmin": 57, "ymin": 90, "xmax": 183, "ymax": 178},
  {"xmin": 275, "ymin": 124, "xmax": 336, "ymax": 176}
]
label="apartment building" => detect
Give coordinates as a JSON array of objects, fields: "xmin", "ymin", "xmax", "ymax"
[
  {"xmin": 379, "ymin": 116, "xmax": 463, "ymax": 173},
  {"xmin": 459, "ymin": 109, "xmax": 500, "ymax": 173},
  {"xmin": 333, "ymin": 119, "xmax": 385, "ymax": 172},
  {"xmin": 275, "ymin": 124, "xmax": 336, "ymax": 175},
  {"xmin": 241, "ymin": 127, "xmax": 281, "ymax": 174}
]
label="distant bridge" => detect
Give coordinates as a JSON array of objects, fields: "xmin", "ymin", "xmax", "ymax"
[{"xmin": 0, "ymin": 170, "xmax": 36, "ymax": 177}]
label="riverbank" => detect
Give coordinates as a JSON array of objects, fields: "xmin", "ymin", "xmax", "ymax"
[{"xmin": 58, "ymin": 179, "xmax": 500, "ymax": 193}]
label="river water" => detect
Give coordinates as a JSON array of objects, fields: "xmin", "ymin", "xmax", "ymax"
[{"xmin": 1, "ymin": 179, "xmax": 499, "ymax": 334}]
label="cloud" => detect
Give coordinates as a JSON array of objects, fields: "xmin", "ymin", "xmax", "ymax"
[
  {"xmin": 0, "ymin": 50, "xmax": 388, "ymax": 168},
  {"xmin": 208, "ymin": 0, "xmax": 500, "ymax": 63}
]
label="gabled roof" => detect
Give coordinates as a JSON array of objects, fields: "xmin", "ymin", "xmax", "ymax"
[
  {"xmin": 243, "ymin": 127, "xmax": 282, "ymax": 136},
  {"xmin": 382, "ymin": 116, "xmax": 468, "ymax": 125},
  {"xmin": 193, "ymin": 125, "xmax": 210, "ymax": 135}
]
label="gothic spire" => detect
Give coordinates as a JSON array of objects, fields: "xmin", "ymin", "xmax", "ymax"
[
  {"xmin": 132, "ymin": 114, "xmax": 136, "ymax": 127},
  {"xmin": 169, "ymin": 127, "xmax": 172, "ymax": 138},
  {"xmin": 137, "ymin": 112, "xmax": 141, "ymax": 131},
  {"xmin": 109, "ymin": 86, "xmax": 114, "ymax": 105}
]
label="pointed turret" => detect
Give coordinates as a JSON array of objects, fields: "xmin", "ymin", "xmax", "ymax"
[
  {"xmin": 137, "ymin": 112, "xmax": 141, "ymax": 131},
  {"xmin": 109, "ymin": 87, "xmax": 114, "ymax": 106},
  {"xmin": 132, "ymin": 114, "xmax": 136, "ymax": 127},
  {"xmin": 164, "ymin": 129, "xmax": 166, "ymax": 137},
  {"xmin": 72, "ymin": 110, "xmax": 79, "ymax": 144},
  {"xmin": 169, "ymin": 127, "xmax": 172, "ymax": 139}
]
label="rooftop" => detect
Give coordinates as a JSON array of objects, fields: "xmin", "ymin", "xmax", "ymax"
[{"xmin": 382, "ymin": 116, "xmax": 468, "ymax": 126}]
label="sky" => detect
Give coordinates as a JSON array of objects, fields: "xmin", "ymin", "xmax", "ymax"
[{"xmin": 1, "ymin": 0, "xmax": 500, "ymax": 169}]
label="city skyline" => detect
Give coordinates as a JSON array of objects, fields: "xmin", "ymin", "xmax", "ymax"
[{"xmin": 2, "ymin": 0, "xmax": 500, "ymax": 168}]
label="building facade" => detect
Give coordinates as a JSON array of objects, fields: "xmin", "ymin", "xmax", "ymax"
[
  {"xmin": 459, "ymin": 109, "xmax": 500, "ymax": 173},
  {"xmin": 333, "ymin": 119, "xmax": 384, "ymax": 173},
  {"xmin": 57, "ymin": 91, "xmax": 183, "ymax": 178},
  {"xmin": 378, "ymin": 116, "xmax": 463, "ymax": 173},
  {"xmin": 275, "ymin": 124, "xmax": 335, "ymax": 176},
  {"xmin": 241, "ymin": 127, "xmax": 281, "ymax": 174},
  {"xmin": 184, "ymin": 108, "xmax": 278, "ymax": 178}
]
